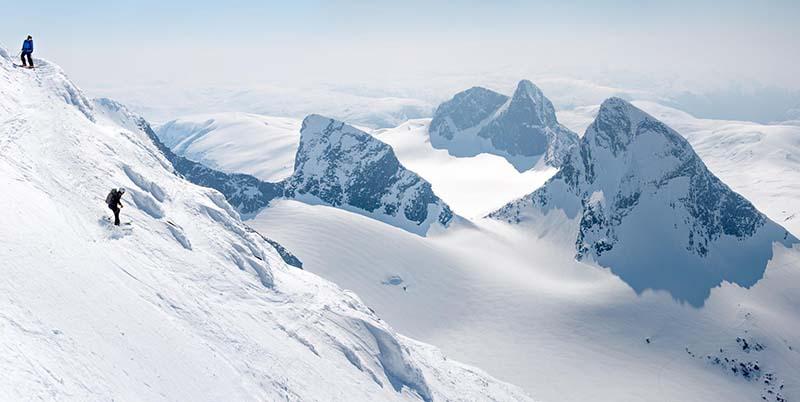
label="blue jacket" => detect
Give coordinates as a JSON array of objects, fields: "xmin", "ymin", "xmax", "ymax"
[{"xmin": 22, "ymin": 39, "xmax": 33, "ymax": 53}]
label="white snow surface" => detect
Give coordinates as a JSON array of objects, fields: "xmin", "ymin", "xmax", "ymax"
[
  {"xmin": 97, "ymin": 82, "xmax": 433, "ymax": 129},
  {"xmin": 374, "ymin": 120, "xmax": 557, "ymax": 218},
  {"xmin": 0, "ymin": 49, "xmax": 532, "ymax": 401},
  {"xmin": 156, "ymin": 113, "xmax": 301, "ymax": 182},
  {"xmin": 252, "ymin": 199, "xmax": 800, "ymax": 402}
]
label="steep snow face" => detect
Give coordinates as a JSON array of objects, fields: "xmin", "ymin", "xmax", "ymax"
[
  {"xmin": 0, "ymin": 51, "xmax": 531, "ymax": 401},
  {"xmin": 429, "ymin": 80, "xmax": 579, "ymax": 171},
  {"xmin": 491, "ymin": 98, "xmax": 797, "ymax": 306},
  {"xmin": 285, "ymin": 115, "xmax": 454, "ymax": 236},
  {"xmin": 575, "ymin": 100, "xmax": 800, "ymax": 238},
  {"xmin": 93, "ymin": 98, "xmax": 284, "ymax": 216},
  {"xmin": 156, "ymin": 113, "xmax": 301, "ymax": 182}
]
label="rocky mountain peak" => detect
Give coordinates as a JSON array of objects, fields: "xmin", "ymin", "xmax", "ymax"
[
  {"xmin": 490, "ymin": 97, "xmax": 797, "ymax": 306},
  {"xmin": 429, "ymin": 80, "xmax": 578, "ymax": 171},
  {"xmin": 287, "ymin": 115, "xmax": 455, "ymax": 235}
]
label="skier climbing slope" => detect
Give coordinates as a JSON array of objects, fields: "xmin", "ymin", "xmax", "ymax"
[{"xmin": 105, "ymin": 187, "xmax": 126, "ymax": 225}]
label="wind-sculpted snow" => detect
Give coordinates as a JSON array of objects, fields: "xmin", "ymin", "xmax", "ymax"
[
  {"xmin": 0, "ymin": 51, "xmax": 530, "ymax": 401},
  {"xmin": 94, "ymin": 98, "xmax": 284, "ymax": 216},
  {"xmin": 284, "ymin": 115, "xmax": 454, "ymax": 236},
  {"xmin": 430, "ymin": 80, "xmax": 579, "ymax": 171},
  {"xmin": 491, "ymin": 97, "xmax": 798, "ymax": 306}
]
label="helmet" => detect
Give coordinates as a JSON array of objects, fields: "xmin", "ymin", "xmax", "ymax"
[{"xmin": 118, "ymin": 187, "xmax": 126, "ymax": 194}]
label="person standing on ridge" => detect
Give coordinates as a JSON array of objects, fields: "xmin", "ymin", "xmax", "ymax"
[
  {"xmin": 105, "ymin": 188, "xmax": 126, "ymax": 226},
  {"xmin": 20, "ymin": 35, "xmax": 34, "ymax": 68}
]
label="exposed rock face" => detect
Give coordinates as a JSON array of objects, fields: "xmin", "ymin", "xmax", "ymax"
[
  {"xmin": 285, "ymin": 115, "xmax": 454, "ymax": 235},
  {"xmin": 490, "ymin": 97, "xmax": 797, "ymax": 305},
  {"xmin": 429, "ymin": 80, "xmax": 579, "ymax": 171}
]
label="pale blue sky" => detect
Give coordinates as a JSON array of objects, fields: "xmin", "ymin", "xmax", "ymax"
[{"xmin": 3, "ymin": 1, "xmax": 798, "ymax": 121}]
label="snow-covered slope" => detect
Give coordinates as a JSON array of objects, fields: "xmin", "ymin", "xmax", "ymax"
[
  {"xmin": 429, "ymin": 80, "xmax": 579, "ymax": 171},
  {"xmin": 0, "ymin": 49, "xmax": 531, "ymax": 401},
  {"xmin": 374, "ymin": 120, "xmax": 558, "ymax": 218},
  {"xmin": 93, "ymin": 98, "xmax": 284, "ymax": 216},
  {"xmin": 559, "ymin": 101, "xmax": 800, "ymax": 237},
  {"xmin": 285, "ymin": 115, "xmax": 455, "ymax": 236},
  {"xmin": 156, "ymin": 113, "xmax": 301, "ymax": 182},
  {"xmin": 253, "ymin": 198, "xmax": 800, "ymax": 402},
  {"xmin": 101, "ymin": 82, "xmax": 433, "ymax": 128},
  {"xmin": 492, "ymin": 97, "xmax": 797, "ymax": 306}
]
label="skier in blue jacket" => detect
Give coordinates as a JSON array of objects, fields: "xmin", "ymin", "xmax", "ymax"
[{"xmin": 21, "ymin": 36, "xmax": 34, "ymax": 68}]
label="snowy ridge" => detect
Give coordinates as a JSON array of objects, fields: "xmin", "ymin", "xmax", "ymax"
[
  {"xmin": 156, "ymin": 113, "xmax": 301, "ymax": 182},
  {"xmin": 490, "ymin": 97, "xmax": 797, "ymax": 306},
  {"xmin": 628, "ymin": 101, "xmax": 800, "ymax": 237},
  {"xmin": 429, "ymin": 80, "xmax": 579, "ymax": 171},
  {"xmin": 136, "ymin": 108, "xmax": 455, "ymax": 236},
  {"xmin": 0, "ymin": 50, "xmax": 531, "ymax": 401},
  {"xmin": 285, "ymin": 115, "xmax": 455, "ymax": 236},
  {"xmin": 558, "ymin": 101, "xmax": 800, "ymax": 238},
  {"xmin": 93, "ymin": 98, "xmax": 284, "ymax": 217}
]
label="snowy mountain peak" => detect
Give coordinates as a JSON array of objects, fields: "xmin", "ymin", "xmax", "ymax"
[
  {"xmin": 429, "ymin": 80, "xmax": 578, "ymax": 171},
  {"xmin": 491, "ymin": 97, "xmax": 797, "ymax": 306},
  {"xmin": 508, "ymin": 79, "xmax": 558, "ymax": 127},
  {"xmin": 587, "ymin": 96, "xmax": 652, "ymax": 156},
  {"xmin": 286, "ymin": 115, "xmax": 455, "ymax": 235}
]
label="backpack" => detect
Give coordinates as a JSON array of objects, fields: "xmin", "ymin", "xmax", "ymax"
[{"xmin": 105, "ymin": 190, "xmax": 116, "ymax": 205}]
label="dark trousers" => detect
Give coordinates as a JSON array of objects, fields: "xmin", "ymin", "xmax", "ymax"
[
  {"xmin": 21, "ymin": 52, "xmax": 33, "ymax": 67},
  {"xmin": 110, "ymin": 206, "xmax": 121, "ymax": 226}
]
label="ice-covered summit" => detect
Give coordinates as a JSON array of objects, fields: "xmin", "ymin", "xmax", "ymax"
[
  {"xmin": 491, "ymin": 97, "xmax": 797, "ymax": 306},
  {"xmin": 429, "ymin": 80, "xmax": 579, "ymax": 171},
  {"xmin": 0, "ymin": 49, "xmax": 530, "ymax": 401},
  {"xmin": 285, "ymin": 115, "xmax": 455, "ymax": 235}
]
